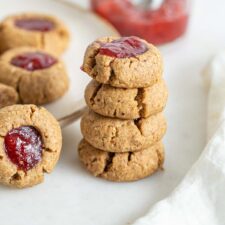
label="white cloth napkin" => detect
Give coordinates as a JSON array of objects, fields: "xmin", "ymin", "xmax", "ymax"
[{"xmin": 131, "ymin": 52, "xmax": 225, "ymax": 225}]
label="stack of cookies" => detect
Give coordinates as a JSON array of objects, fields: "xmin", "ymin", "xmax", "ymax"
[{"xmin": 79, "ymin": 36, "xmax": 168, "ymax": 182}]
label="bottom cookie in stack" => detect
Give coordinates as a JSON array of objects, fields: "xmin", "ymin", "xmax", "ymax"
[{"xmin": 78, "ymin": 139, "xmax": 164, "ymax": 182}]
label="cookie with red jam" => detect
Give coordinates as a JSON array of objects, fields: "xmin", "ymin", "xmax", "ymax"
[
  {"xmin": 0, "ymin": 104, "xmax": 62, "ymax": 188},
  {"xmin": 82, "ymin": 36, "xmax": 163, "ymax": 88},
  {"xmin": 0, "ymin": 13, "xmax": 70, "ymax": 56},
  {"xmin": 0, "ymin": 83, "xmax": 18, "ymax": 108},
  {"xmin": 0, "ymin": 47, "xmax": 69, "ymax": 105}
]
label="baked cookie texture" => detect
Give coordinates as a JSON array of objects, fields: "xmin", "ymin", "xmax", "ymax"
[
  {"xmin": 0, "ymin": 83, "xmax": 18, "ymax": 108},
  {"xmin": 78, "ymin": 139, "xmax": 164, "ymax": 182},
  {"xmin": 0, "ymin": 47, "xmax": 69, "ymax": 105},
  {"xmin": 0, "ymin": 13, "xmax": 70, "ymax": 56},
  {"xmin": 80, "ymin": 36, "xmax": 167, "ymax": 181},
  {"xmin": 85, "ymin": 79, "xmax": 168, "ymax": 119},
  {"xmin": 82, "ymin": 36, "xmax": 163, "ymax": 88},
  {"xmin": 0, "ymin": 104, "xmax": 62, "ymax": 188},
  {"xmin": 81, "ymin": 110, "xmax": 167, "ymax": 152}
]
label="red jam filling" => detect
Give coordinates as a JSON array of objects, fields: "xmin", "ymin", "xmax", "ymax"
[
  {"xmin": 4, "ymin": 126, "xmax": 43, "ymax": 171},
  {"xmin": 15, "ymin": 18, "xmax": 54, "ymax": 32},
  {"xmin": 99, "ymin": 36, "xmax": 148, "ymax": 58},
  {"xmin": 11, "ymin": 52, "xmax": 57, "ymax": 71},
  {"xmin": 91, "ymin": 0, "xmax": 189, "ymax": 45}
]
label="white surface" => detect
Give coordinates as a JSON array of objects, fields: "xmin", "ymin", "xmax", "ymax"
[
  {"xmin": 130, "ymin": 52, "xmax": 225, "ymax": 225},
  {"xmin": 0, "ymin": 0, "xmax": 225, "ymax": 225},
  {"xmin": 204, "ymin": 53, "xmax": 225, "ymax": 140}
]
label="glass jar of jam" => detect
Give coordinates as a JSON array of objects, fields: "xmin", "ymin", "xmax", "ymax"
[{"xmin": 91, "ymin": 0, "xmax": 189, "ymax": 45}]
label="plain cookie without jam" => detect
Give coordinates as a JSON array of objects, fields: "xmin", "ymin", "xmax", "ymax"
[
  {"xmin": 85, "ymin": 79, "xmax": 168, "ymax": 119},
  {"xmin": 81, "ymin": 110, "xmax": 167, "ymax": 152},
  {"xmin": 78, "ymin": 139, "xmax": 164, "ymax": 182}
]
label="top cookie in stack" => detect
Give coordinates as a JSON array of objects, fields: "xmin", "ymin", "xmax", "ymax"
[
  {"xmin": 82, "ymin": 36, "xmax": 163, "ymax": 89},
  {"xmin": 79, "ymin": 36, "xmax": 168, "ymax": 182}
]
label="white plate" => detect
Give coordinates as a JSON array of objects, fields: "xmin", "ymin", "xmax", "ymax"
[{"xmin": 0, "ymin": 1, "xmax": 207, "ymax": 225}]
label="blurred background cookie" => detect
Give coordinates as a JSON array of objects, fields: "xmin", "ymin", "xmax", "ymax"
[
  {"xmin": 0, "ymin": 83, "xmax": 18, "ymax": 108},
  {"xmin": 0, "ymin": 13, "xmax": 70, "ymax": 56},
  {"xmin": 0, "ymin": 47, "xmax": 69, "ymax": 105}
]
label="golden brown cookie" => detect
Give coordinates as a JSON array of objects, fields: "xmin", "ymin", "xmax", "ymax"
[
  {"xmin": 85, "ymin": 79, "xmax": 168, "ymax": 119},
  {"xmin": 0, "ymin": 104, "xmax": 62, "ymax": 188},
  {"xmin": 0, "ymin": 83, "xmax": 18, "ymax": 108},
  {"xmin": 0, "ymin": 47, "xmax": 69, "ymax": 105},
  {"xmin": 82, "ymin": 36, "xmax": 163, "ymax": 88},
  {"xmin": 78, "ymin": 139, "xmax": 164, "ymax": 182},
  {"xmin": 0, "ymin": 13, "xmax": 70, "ymax": 56},
  {"xmin": 81, "ymin": 110, "xmax": 167, "ymax": 152}
]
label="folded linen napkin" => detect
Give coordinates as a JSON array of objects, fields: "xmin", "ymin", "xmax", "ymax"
[{"xmin": 131, "ymin": 52, "xmax": 225, "ymax": 225}]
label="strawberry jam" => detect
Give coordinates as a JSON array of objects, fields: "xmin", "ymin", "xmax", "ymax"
[
  {"xmin": 4, "ymin": 126, "xmax": 43, "ymax": 171},
  {"xmin": 91, "ymin": 0, "xmax": 189, "ymax": 45},
  {"xmin": 99, "ymin": 36, "xmax": 148, "ymax": 58},
  {"xmin": 11, "ymin": 52, "xmax": 57, "ymax": 71},
  {"xmin": 15, "ymin": 18, "xmax": 54, "ymax": 32}
]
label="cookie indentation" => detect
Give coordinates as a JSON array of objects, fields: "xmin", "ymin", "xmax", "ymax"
[
  {"xmin": 11, "ymin": 52, "xmax": 57, "ymax": 71},
  {"xmin": 99, "ymin": 36, "xmax": 148, "ymax": 58},
  {"xmin": 4, "ymin": 126, "xmax": 43, "ymax": 171},
  {"xmin": 15, "ymin": 18, "xmax": 54, "ymax": 32}
]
